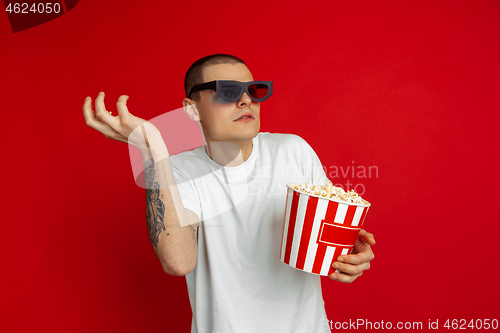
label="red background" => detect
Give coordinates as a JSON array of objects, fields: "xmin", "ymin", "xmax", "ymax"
[{"xmin": 1, "ymin": 0, "xmax": 499, "ymax": 331}]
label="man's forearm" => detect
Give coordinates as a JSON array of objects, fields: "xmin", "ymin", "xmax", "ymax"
[{"xmin": 142, "ymin": 141, "xmax": 198, "ymax": 276}]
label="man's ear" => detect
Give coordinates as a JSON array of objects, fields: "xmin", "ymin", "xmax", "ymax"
[{"xmin": 182, "ymin": 98, "xmax": 200, "ymax": 121}]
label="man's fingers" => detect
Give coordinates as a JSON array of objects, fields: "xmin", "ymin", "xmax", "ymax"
[
  {"xmin": 116, "ymin": 95, "xmax": 131, "ymax": 118},
  {"xmin": 83, "ymin": 96, "xmax": 126, "ymax": 142},
  {"xmin": 337, "ymin": 248, "xmax": 374, "ymax": 265},
  {"xmin": 329, "ymin": 271, "xmax": 363, "ymax": 284},
  {"xmin": 83, "ymin": 95, "xmax": 113, "ymax": 130},
  {"xmin": 327, "ymin": 230, "xmax": 376, "ymax": 283},
  {"xmin": 84, "ymin": 93, "xmax": 146, "ymax": 146},
  {"xmin": 337, "ymin": 253, "xmax": 363, "ymax": 265},
  {"xmin": 94, "ymin": 91, "xmax": 123, "ymax": 132},
  {"xmin": 359, "ymin": 229, "xmax": 376, "ymax": 245},
  {"xmin": 83, "ymin": 96, "xmax": 95, "ymax": 126},
  {"xmin": 363, "ymin": 232, "xmax": 376, "ymax": 245},
  {"xmin": 94, "ymin": 91, "xmax": 107, "ymax": 115},
  {"xmin": 332, "ymin": 260, "xmax": 370, "ymax": 275},
  {"xmin": 94, "ymin": 92, "xmax": 117, "ymax": 122},
  {"xmin": 116, "ymin": 95, "xmax": 134, "ymax": 129}
]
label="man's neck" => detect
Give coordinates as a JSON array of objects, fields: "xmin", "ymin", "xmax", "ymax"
[{"xmin": 205, "ymin": 139, "xmax": 253, "ymax": 167}]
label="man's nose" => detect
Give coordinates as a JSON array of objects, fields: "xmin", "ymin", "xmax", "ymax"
[{"xmin": 238, "ymin": 92, "xmax": 252, "ymax": 107}]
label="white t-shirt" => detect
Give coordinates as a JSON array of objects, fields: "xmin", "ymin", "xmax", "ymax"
[{"xmin": 171, "ymin": 132, "xmax": 331, "ymax": 333}]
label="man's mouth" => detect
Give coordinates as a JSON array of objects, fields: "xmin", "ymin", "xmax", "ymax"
[{"xmin": 235, "ymin": 113, "xmax": 255, "ymax": 121}]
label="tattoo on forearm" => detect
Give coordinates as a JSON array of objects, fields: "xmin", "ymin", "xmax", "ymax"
[
  {"xmin": 144, "ymin": 157, "xmax": 154, "ymax": 170},
  {"xmin": 189, "ymin": 225, "xmax": 197, "ymax": 246},
  {"xmin": 145, "ymin": 158, "xmax": 166, "ymax": 256}
]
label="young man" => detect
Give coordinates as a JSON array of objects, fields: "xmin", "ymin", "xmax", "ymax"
[{"xmin": 83, "ymin": 54, "xmax": 375, "ymax": 333}]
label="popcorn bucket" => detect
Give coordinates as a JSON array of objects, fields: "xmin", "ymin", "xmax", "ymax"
[{"xmin": 279, "ymin": 183, "xmax": 371, "ymax": 276}]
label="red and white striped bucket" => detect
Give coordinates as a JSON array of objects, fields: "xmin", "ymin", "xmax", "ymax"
[{"xmin": 280, "ymin": 183, "xmax": 371, "ymax": 276}]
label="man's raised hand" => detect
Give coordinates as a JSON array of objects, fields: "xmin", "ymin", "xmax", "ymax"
[{"xmin": 83, "ymin": 92, "xmax": 152, "ymax": 150}]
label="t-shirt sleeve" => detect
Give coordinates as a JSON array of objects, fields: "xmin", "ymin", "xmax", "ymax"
[
  {"xmin": 171, "ymin": 164, "xmax": 202, "ymax": 222},
  {"xmin": 296, "ymin": 135, "xmax": 329, "ymax": 185}
]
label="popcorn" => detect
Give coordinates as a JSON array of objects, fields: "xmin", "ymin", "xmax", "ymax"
[{"xmin": 293, "ymin": 181, "xmax": 368, "ymax": 205}]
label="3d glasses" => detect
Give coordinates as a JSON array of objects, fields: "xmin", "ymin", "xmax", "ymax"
[{"xmin": 188, "ymin": 80, "xmax": 273, "ymax": 103}]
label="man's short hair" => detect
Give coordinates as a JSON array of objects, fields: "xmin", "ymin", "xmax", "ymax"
[{"xmin": 184, "ymin": 53, "xmax": 246, "ymax": 101}]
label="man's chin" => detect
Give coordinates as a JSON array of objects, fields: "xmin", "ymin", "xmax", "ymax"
[{"xmin": 235, "ymin": 127, "xmax": 259, "ymax": 141}]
